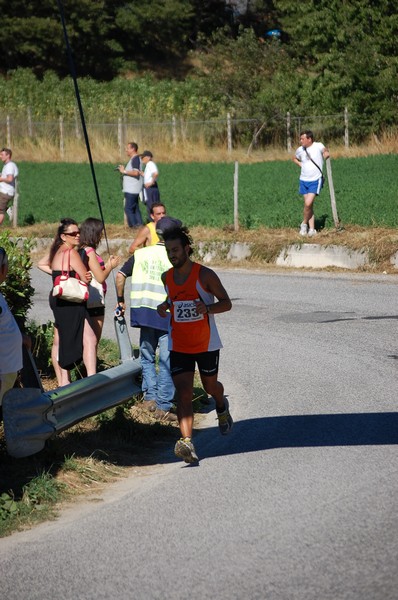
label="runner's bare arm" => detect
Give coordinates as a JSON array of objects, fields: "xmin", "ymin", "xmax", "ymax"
[{"xmin": 197, "ymin": 267, "xmax": 232, "ymax": 315}]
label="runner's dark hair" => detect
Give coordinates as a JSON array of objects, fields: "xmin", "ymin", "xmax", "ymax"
[{"xmin": 162, "ymin": 226, "xmax": 194, "ymax": 256}]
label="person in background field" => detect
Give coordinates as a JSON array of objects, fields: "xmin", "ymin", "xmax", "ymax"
[
  {"xmin": 128, "ymin": 202, "xmax": 166, "ymax": 254},
  {"xmin": 38, "ymin": 218, "xmax": 97, "ymax": 387},
  {"xmin": 157, "ymin": 225, "xmax": 233, "ymax": 463},
  {"xmin": 118, "ymin": 142, "xmax": 144, "ymax": 228},
  {"xmin": 115, "ymin": 216, "xmax": 182, "ymax": 422},
  {"xmin": 140, "ymin": 150, "xmax": 160, "ymax": 220},
  {"xmin": 0, "ymin": 247, "xmax": 30, "ymax": 414},
  {"xmin": 79, "ymin": 217, "xmax": 122, "ymax": 349},
  {"xmin": 293, "ymin": 130, "xmax": 330, "ymax": 237},
  {"xmin": 0, "ymin": 148, "xmax": 18, "ymax": 226}
]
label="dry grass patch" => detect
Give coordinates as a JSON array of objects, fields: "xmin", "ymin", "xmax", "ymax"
[
  {"xmin": 14, "ymin": 131, "xmax": 398, "ymax": 164},
  {"xmin": 14, "ymin": 223, "xmax": 398, "ymax": 273}
]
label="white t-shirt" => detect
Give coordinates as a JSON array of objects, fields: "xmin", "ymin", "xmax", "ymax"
[
  {"xmin": 295, "ymin": 142, "xmax": 325, "ymax": 181},
  {"xmin": 123, "ymin": 154, "xmax": 143, "ymax": 194},
  {"xmin": 0, "ymin": 292, "xmax": 22, "ymax": 375},
  {"xmin": 0, "ymin": 161, "xmax": 18, "ymax": 196},
  {"xmin": 144, "ymin": 160, "xmax": 158, "ymax": 185}
]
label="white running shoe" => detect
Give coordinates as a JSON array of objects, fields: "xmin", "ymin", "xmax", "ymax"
[
  {"xmin": 6, "ymin": 206, "xmax": 13, "ymax": 220},
  {"xmin": 299, "ymin": 223, "xmax": 308, "ymax": 236},
  {"xmin": 308, "ymin": 228, "xmax": 317, "ymax": 237}
]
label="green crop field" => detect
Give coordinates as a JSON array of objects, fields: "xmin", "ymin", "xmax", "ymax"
[{"xmin": 15, "ymin": 154, "xmax": 398, "ymax": 229}]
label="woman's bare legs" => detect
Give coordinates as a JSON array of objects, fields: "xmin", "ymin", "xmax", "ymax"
[{"xmin": 83, "ymin": 318, "xmax": 98, "ymax": 376}]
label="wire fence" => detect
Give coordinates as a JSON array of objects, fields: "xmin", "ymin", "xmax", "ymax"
[{"xmin": 0, "ymin": 108, "xmax": 370, "ymax": 159}]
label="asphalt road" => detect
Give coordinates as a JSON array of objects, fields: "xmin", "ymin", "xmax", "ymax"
[{"xmin": 1, "ymin": 268, "xmax": 398, "ymax": 599}]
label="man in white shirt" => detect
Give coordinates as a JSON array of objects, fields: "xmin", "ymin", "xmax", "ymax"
[
  {"xmin": 0, "ymin": 148, "xmax": 18, "ymax": 226},
  {"xmin": 293, "ymin": 130, "xmax": 330, "ymax": 237},
  {"xmin": 118, "ymin": 142, "xmax": 143, "ymax": 228},
  {"xmin": 140, "ymin": 150, "xmax": 160, "ymax": 221}
]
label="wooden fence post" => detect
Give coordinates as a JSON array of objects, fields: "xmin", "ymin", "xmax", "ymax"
[
  {"xmin": 227, "ymin": 112, "xmax": 232, "ymax": 154},
  {"xmin": 286, "ymin": 111, "xmax": 292, "ymax": 152},
  {"xmin": 344, "ymin": 107, "xmax": 349, "ymax": 148},
  {"xmin": 326, "ymin": 158, "xmax": 340, "ymax": 229},
  {"xmin": 6, "ymin": 115, "xmax": 11, "ymax": 147},
  {"xmin": 172, "ymin": 115, "xmax": 177, "ymax": 147},
  {"xmin": 118, "ymin": 117, "xmax": 122, "ymax": 159},
  {"xmin": 27, "ymin": 107, "xmax": 33, "ymax": 138},
  {"xmin": 234, "ymin": 161, "xmax": 239, "ymax": 231},
  {"xmin": 59, "ymin": 116, "xmax": 64, "ymax": 159},
  {"xmin": 12, "ymin": 177, "xmax": 19, "ymax": 228},
  {"xmin": 74, "ymin": 106, "xmax": 81, "ymax": 140}
]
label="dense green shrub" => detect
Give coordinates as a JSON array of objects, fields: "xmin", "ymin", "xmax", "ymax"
[{"xmin": 0, "ymin": 232, "xmax": 34, "ymax": 329}]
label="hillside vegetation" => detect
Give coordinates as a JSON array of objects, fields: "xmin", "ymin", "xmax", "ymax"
[{"xmin": 0, "ymin": 1, "xmax": 397, "ymax": 145}]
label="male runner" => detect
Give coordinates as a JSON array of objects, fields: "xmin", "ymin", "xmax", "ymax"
[{"xmin": 157, "ymin": 226, "xmax": 232, "ymax": 463}]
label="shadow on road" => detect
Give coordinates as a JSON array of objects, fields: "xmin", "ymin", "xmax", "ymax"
[{"xmin": 201, "ymin": 411, "xmax": 398, "ymax": 459}]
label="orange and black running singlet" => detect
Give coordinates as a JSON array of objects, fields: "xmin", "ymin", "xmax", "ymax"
[{"xmin": 165, "ymin": 262, "xmax": 222, "ymax": 354}]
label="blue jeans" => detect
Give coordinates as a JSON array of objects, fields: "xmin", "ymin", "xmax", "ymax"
[
  {"xmin": 125, "ymin": 193, "xmax": 143, "ymax": 227},
  {"xmin": 140, "ymin": 327, "xmax": 175, "ymax": 411}
]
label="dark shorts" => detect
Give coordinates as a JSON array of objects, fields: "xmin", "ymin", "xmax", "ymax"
[
  {"xmin": 0, "ymin": 192, "xmax": 13, "ymax": 214},
  {"xmin": 170, "ymin": 350, "xmax": 220, "ymax": 377},
  {"xmin": 87, "ymin": 306, "xmax": 105, "ymax": 317}
]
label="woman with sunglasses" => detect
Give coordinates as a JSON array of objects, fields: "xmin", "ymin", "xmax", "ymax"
[
  {"xmin": 38, "ymin": 218, "xmax": 97, "ymax": 386},
  {"xmin": 78, "ymin": 217, "xmax": 121, "ymax": 350}
]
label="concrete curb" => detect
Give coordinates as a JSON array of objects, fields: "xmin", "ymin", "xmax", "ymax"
[
  {"xmin": 275, "ymin": 244, "xmax": 370, "ymax": 269},
  {"xmin": 30, "ymin": 238, "xmax": 388, "ymax": 271},
  {"xmin": 196, "ymin": 241, "xmax": 372, "ymax": 270}
]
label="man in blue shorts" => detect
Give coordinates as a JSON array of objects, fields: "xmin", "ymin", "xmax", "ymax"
[{"xmin": 293, "ymin": 130, "xmax": 330, "ymax": 237}]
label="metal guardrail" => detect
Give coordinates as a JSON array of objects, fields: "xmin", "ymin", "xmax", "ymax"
[{"xmin": 2, "ymin": 316, "xmax": 143, "ymax": 458}]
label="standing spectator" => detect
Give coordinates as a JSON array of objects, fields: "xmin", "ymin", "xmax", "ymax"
[
  {"xmin": 157, "ymin": 226, "xmax": 233, "ymax": 463},
  {"xmin": 79, "ymin": 217, "xmax": 122, "ymax": 348},
  {"xmin": 128, "ymin": 202, "xmax": 167, "ymax": 254},
  {"xmin": 116, "ymin": 217, "xmax": 182, "ymax": 422},
  {"xmin": 293, "ymin": 130, "xmax": 330, "ymax": 237},
  {"xmin": 39, "ymin": 218, "xmax": 96, "ymax": 387},
  {"xmin": 118, "ymin": 142, "xmax": 143, "ymax": 228},
  {"xmin": 0, "ymin": 247, "xmax": 23, "ymax": 409},
  {"xmin": 0, "ymin": 148, "xmax": 18, "ymax": 226},
  {"xmin": 140, "ymin": 150, "xmax": 160, "ymax": 220}
]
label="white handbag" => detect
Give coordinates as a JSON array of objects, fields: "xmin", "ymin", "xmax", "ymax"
[
  {"xmin": 87, "ymin": 273, "xmax": 105, "ymax": 309},
  {"xmin": 52, "ymin": 250, "xmax": 89, "ymax": 303}
]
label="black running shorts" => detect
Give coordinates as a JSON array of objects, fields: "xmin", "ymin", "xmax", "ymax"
[{"xmin": 170, "ymin": 350, "xmax": 220, "ymax": 377}]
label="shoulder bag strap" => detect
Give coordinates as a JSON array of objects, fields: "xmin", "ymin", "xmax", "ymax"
[
  {"xmin": 61, "ymin": 248, "xmax": 73, "ymax": 276},
  {"xmin": 304, "ymin": 147, "xmax": 323, "ymax": 175}
]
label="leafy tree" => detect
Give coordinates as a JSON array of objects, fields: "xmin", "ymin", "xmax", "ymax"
[
  {"xmin": 193, "ymin": 26, "xmax": 295, "ymax": 117},
  {"xmin": 274, "ymin": 0, "xmax": 398, "ymax": 132},
  {"xmin": 0, "ymin": 0, "xmax": 121, "ymax": 79},
  {"xmin": 0, "ymin": 0, "xmax": 233, "ymax": 79}
]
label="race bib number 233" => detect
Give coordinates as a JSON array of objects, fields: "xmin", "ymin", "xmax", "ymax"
[{"xmin": 173, "ymin": 300, "xmax": 204, "ymax": 322}]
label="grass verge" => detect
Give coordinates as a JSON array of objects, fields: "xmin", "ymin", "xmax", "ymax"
[{"xmin": 0, "ymin": 337, "xmax": 210, "ymax": 538}]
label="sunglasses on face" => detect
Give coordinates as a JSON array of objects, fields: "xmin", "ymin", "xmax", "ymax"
[{"xmin": 65, "ymin": 231, "xmax": 80, "ymax": 237}]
